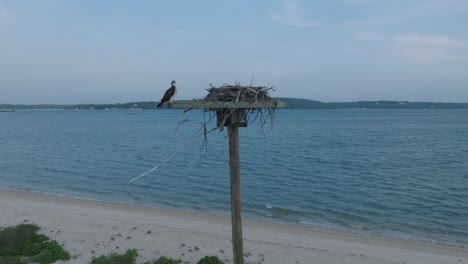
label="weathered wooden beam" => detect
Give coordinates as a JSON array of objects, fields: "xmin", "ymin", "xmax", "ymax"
[
  {"xmin": 168, "ymin": 101, "xmax": 286, "ymax": 109},
  {"xmin": 228, "ymin": 110, "xmax": 244, "ymax": 264}
]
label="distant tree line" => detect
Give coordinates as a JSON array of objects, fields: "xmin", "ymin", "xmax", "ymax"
[
  {"xmin": 275, "ymin": 98, "xmax": 468, "ymax": 109},
  {"xmin": 0, "ymin": 101, "xmax": 159, "ymax": 110},
  {"xmin": 1, "ymin": 98, "xmax": 468, "ymax": 110}
]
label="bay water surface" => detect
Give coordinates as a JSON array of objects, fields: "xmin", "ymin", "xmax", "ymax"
[{"xmin": 1, "ymin": 109, "xmax": 467, "ymax": 246}]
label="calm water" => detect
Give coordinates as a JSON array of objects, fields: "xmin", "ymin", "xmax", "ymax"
[{"xmin": 1, "ymin": 109, "xmax": 467, "ymax": 246}]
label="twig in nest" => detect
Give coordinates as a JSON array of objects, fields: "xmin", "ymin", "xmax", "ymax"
[
  {"xmin": 236, "ymin": 91, "xmax": 241, "ymax": 102},
  {"xmin": 246, "ymin": 88, "xmax": 259, "ymax": 102}
]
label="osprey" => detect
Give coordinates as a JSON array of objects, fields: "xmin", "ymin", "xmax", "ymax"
[{"xmin": 157, "ymin": 80, "xmax": 177, "ymax": 108}]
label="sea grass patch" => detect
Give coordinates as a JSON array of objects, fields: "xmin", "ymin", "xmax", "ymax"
[
  {"xmin": 0, "ymin": 224, "xmax": 70, "ymax": 264},
  {"xmin": 90, "ymin": 249, "xmax": 138, "ymax": 264},
  {"xmin": 144, "ymin": 256, "xmax": 182, "ymax": 264},
  {"xmin": 197, "ymin": 256, "xmax": 224, "ymax": 264}
]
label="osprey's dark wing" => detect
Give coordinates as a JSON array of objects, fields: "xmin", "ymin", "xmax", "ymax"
[
  {"xmin": 157, "ymin": 86, "xmax": 175, "ymax": 108},
  {"xmin": 161, "ymin": 87, "xmax": 175, "ymax": 101}
]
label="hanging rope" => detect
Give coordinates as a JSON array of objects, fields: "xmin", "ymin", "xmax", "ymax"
[{"xmin": 126, "ymin": 117, "xmax": 213, "ymax": 190}]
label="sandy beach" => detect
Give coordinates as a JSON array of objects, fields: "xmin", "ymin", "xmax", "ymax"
[{"xmin": 0, "ymin": 191, "xmax": 466, "ymax": 264}]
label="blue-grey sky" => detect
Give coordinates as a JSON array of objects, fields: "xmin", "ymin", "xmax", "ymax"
[{"xmin": 1, "ymin": 0, "xmax": 467, "ymax": 104}]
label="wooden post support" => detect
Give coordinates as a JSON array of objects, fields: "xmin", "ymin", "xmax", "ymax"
[
  {"xmin": 228, "ymin": 112, "xmax": 244, "ymax": 264},
  {"xmin": 168, "ymin": 101, "xmax": 286, "ymax": 264},
  {"xmin": 228, "ymin": 110, "xmax": 244, "ymax": 264}
]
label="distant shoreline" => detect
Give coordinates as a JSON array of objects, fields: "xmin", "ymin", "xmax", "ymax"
[{"xmin": 1, "ymin": 98, "xmax": 468, "ymax": 110}]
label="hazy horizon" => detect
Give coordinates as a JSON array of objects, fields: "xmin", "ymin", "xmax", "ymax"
[
  {"xmin": 1, "ymin": 1, "xmax": 467, "ymax": 104},
  {"xmin": 2, "ymin": 97, "xmax": 468, "ymax": 105}
]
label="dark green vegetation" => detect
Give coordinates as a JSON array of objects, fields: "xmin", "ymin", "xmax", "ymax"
[
  {"xmin": 91, "ymin": 250, "xmax": 183, "ymax": 264},
  {"xmin": 90, "ymin": 249, "xmax": 183, "ymax": 264},
  {"xmin": 0, "ymin": 224, "xmax": 70, "ymax": 264},
  {"xmin": 144, "ymin": 256, "xmax": 182, "ymax": 264},
  {"xmin": 197, "ymin": 256, "xmax": 224, "ymax": 264},
  {"xmin": 90, "ymin": 249, "xmax": 138, "ymax": 264},
  {"xmin": 2, "ymin": 98, "xmax": 468, "ymax": 110},
  {"xmin": 1, "ymin": 224, "xmax": 224, "ymax": 264},
  {"xmin": 0, "ymin": 256, "xmax": 27, "ymax": 264},
  {"xmin": 92, "ymin": 249, "xmax": 222, "ymax": 264}
]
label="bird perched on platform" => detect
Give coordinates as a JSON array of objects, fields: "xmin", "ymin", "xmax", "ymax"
[{"xmin": 157, "ymin": 80, "xmax": 177, "ymax": 108}]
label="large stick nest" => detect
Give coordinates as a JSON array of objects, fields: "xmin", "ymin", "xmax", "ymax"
[
  {"xmin": 193, "ymin": 83, "xmax": 276, "ymax": 131},
  {"xmin": 203, "ymin": 83, "xmax": 274, "ymax": 103}
]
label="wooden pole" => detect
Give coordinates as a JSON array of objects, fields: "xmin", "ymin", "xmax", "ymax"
[
  {"xmin": 228, "ymin": 110, "xmax": 244, "ymax": 264},
  {"xmin": 168, "ymin": 101, "xmax": 286, "ymax": 264}
]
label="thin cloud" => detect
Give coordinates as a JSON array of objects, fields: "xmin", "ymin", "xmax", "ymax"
[
  {"xmin": 329, "ymin": 0, "xmax": 468, "ymax": 31},
  {"xmin": 356, "ymin": 31, "xmax": 384, "ymax": 41},
  {"xmin": 0, "ymin": 5, "xmax": 14, "ymax": 19},
  {"xmin": 271, "ymin": 0, "xmax": 319, "ymax": 28},
  {"xmin": 393, "ymin": 33, "xmax": 466, "ymax": 62}
]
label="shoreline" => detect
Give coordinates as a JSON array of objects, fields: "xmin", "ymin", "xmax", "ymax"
[
  {"xmin": 1, "ymin": 190, "xmax": 467, "ymax": 264},
  {"xmin": 3, "ymin": 187, "xmax": 465, "ymax": 249}
]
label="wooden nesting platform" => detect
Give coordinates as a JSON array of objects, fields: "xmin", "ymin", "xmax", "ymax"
[
  {"xmin": 169, "ymin": 101, "xmax": 286, "ymax": 128},
  {"xmin": 168, "ymin": 101, "xmax": 286, "ymax": 109}
]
